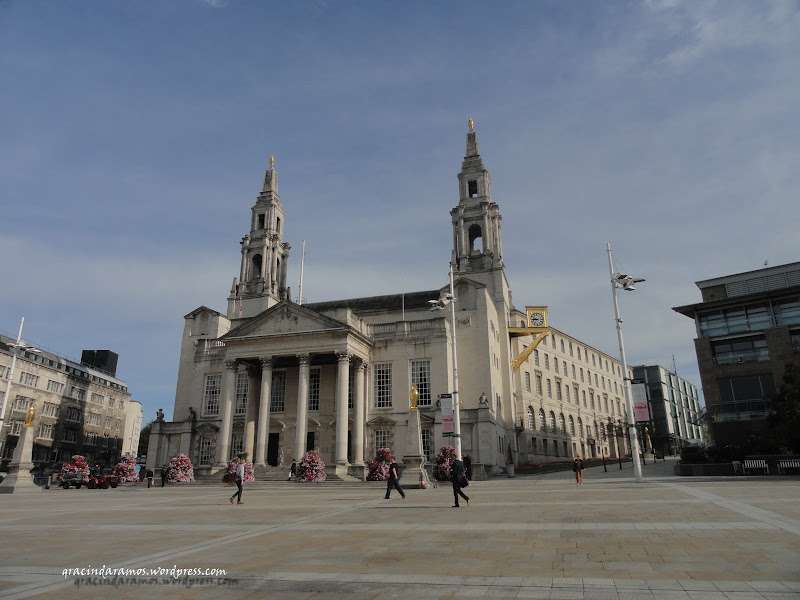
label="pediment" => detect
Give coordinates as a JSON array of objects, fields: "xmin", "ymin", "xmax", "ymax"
[
  {"xmin": 420, "ymin": 413, "xmax": 435, "ymax": 426},
  {"xmin": 366, "ymin": 415, "xmax": 396, "ymax": 427},
  {"xmin": 195, "ymin": 422, "xmax": 219, "ymax": 434},
  {"xmin": 222, "ymin": 301, "xmax": 350, "ymax": 340}
]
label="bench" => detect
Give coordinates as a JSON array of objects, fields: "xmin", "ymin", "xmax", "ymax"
[
  {"xmin": 778, "ymin": 459, "xmax": 800, "ymax": 475},
  {"xmin": 742, "ymin": 459, "xmax": 769, "ymax": 475}
]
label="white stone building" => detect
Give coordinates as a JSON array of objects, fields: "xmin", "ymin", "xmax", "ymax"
[
  {"xmin": 0, "ymin": 341, "xmax": 141, "ymax": 470},
  {"xmin": 150, "ymin": 124, "xmax": 630, "ymax": 479}
]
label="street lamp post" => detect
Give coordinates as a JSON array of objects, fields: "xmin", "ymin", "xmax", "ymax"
[
  {"xmin": 0, "ymin": 318, "xmax": 40, "ymax": 460},
  {"xmin": 607, "ymin": 243, "xmax": 644, "ymax": 483},
  {"xmin": 429, "ymin": 265, "xmax": 462, "ymax": 460}
]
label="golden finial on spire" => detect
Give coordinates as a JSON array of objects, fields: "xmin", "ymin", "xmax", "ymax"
[
  {"xmin": 468, "ymin": 118, "xmax": 474, "ymax": 131},
  {"xmin": 270, "ymin": 155, "xmax": 275, "ymax": 169}
]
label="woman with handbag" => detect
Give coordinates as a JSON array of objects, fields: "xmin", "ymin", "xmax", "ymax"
[{"xmin": 451, "ymin": 455, "xmax": 470, "ymax": 508}]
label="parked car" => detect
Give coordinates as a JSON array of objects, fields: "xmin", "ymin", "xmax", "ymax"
[{"xmin": 61, "ymin": 472, "xmax": 86, "ymax": 489}]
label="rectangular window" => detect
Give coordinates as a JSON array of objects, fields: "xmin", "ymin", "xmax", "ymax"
[
  {"xmin": 105, "ymin": 416, "xmax": 112, "ymax": 429},
  {"xmin": 375, "ymin": 429, "xmax": 390, "ymax": 451},
  {"xmin": 10, "ymin": 420, "xmax": 23, "ymax": 435},
  {"xmin": 202, "ymin": 374, "xmax": 222, "ymax": 417},
  {"xmin": 717, "ymin": 373, "xmax": 776, "ymax": 414},
  {"xmin": 553, "ymin": 359, "xmax": 559, "ymax": 374},
  {"xmin": 348, "ymin": 369, "xmax": 354, "ymax": 410},
  {"xmin": 556, "ymin": 382, "xmax": 562, "ymax": 401},
  {"xmin": 776, "ymin": 298, "xmax": 800, "ymax": 326},
  {"xmin": 582, "ymin": 391, "xmax": 587, "ymax": 407},
  {"xmin": 308, "ymin": 368, "xmax": 321, "ymax": 411},
  {"xmin": 43, "ymin": 402, "xmax": 58, "ymax": 417},
  {"xmin": 411, "ymin": 360, "xmax": 432, "ymax": 406},
  {"xmin": 421, "ymin": 429, "xmax": 433, "ymax": 460},
  {"xmin": 84, "ymin": 432, "xmax": 97, "ymax": 445},
  {"xmin": 270, "ymin": 371, "xmax": 286, "ymax": 412},
  {"xmin": 11, "ymin": 396, "xmax": 32, "ymax": 411},
  {"xmin": 71, "ymin": 387, "xmax": 86, "ymax": 401},
  {"xmin": 231, "ymin": 433, "xmax": 244, "ymax": 456},
  {"xmin": 373, "ymin": 363, "xmax": 392, "ymax": 408},
  {"xmin": 37, "ymin": 423, "xmax": 54, "ymax": 440},
  {"xmin": 534, "ymin": 350, "xmax": 539, "ymax": 366},
  {"xmin": 546, "ymin": 379, "xmax": 552, "ymax": 398},
  {"xmin": 580, "ymin": 369, "xmax": 584, "ymax": 383},
  {"xmin": 234, "ymin": 372, "xmax": 249, "ymax": 415},
  {"xmin": 712, "ymin": 337, "xmax": 769, "ymax": 365},
  {"xmin": 536, "ymin": 375, "xmax": 543, "ymax": 395},
  {"xmin": 91, "ymin": 393, "xmax": 104, "ymax": 405},
  {"xmin": 565, "ymin": 386, "xmax": 570, "ymax": 403},
  {"xmin": 108, "ymin": 397, "xmax": 115, "ymax": 408},
  {"xmin": 19, "ymin": 372, "xmax": 39, "ymax": 387},
  {"xmin": 88, "ymin": 412, "xmax": 100, "ymax": 426},
  {"xmin": 544, "ymin": 354, "xmax": 550, "ymax": 370},
  {"xmin": 66, "ymin": 407, "xmax": 81, "ymax": 422},
  {"xmin": 115, "ymin": 419, "xmax": 121, "ymax": 430},
  {"xmin": 198, "ymin": 436, "xmax": 213, "ymax": 466},
  {"xmin": 524, "ymin": 372, "xmax": 531, "ymax": 393},
  {"xmin": 64, "ymin": 429, "xmax": 78, "ymax": 443},
  {"xmin": 47, "ymin": 380, "xmax": 64, "ymax": 394},
  {"xmin": 0, "ymin": 366, "xmax": 6, "ymax": 379}
]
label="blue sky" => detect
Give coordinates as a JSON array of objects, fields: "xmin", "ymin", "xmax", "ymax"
[{"xmin": 2, "ymin": 1, "xmax": 798, "ymax": 425}]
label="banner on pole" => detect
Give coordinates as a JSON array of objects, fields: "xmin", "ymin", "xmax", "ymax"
[
  {"xmin": 440, "ymin": 394, "xmax": 454, "ymax": 436},
  {"xmin": 632, "ymin": 383, "xmax": 650, "ymax": 422}
]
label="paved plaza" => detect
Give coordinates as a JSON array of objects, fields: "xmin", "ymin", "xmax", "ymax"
[{"xmin": 0, "ymin": 458, "xmax": 798, "ymax": 599}]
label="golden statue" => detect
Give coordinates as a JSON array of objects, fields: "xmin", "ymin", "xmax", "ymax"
[
  {"xmin": 468, "ymin": 118, "xmax": 474, "ymax": 131},
  {"xmin": 409, "ymin": 384, "xmax": 419, "ymax": 410},
  {"xmin": 24, "ymin": 404, "xmax": 35, "ymax": 427},
  {"xmin": 270, "ymin": 155, "xmax": 275, "ymax": 169}
]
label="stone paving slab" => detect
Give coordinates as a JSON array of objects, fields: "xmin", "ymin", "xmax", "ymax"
[{"xmin": 0, "ymin": 458, "xmax": 798, "ymax": 599}]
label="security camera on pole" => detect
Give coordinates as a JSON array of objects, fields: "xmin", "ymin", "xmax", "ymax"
[{"xmin": 607, "ymin": 244, "xmax": 644, "ymax": 483}]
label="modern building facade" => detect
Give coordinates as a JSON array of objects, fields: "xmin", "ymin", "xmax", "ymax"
[
  {"xmin": 0, "ymin": 338, "xmax": 141, "ymax": 470},
  {"xmin": 150, "ymin": 124, "xmax": 631, "ymax": 479},
  {"xmin": 673, "ymin": 262, "xmax": 800, "ymax": 447},
  {"xmin": 631, "ymin": 365, "xmax": 703, "ymax": 456}
]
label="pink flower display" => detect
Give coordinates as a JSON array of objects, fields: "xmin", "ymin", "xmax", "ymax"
[
  {"xmin": 296, "ymin": 450, "xmax": 326, "ymax": 482},
  {"xmin": 165, "ymin": 453, "xmax": 195, "ymax": 483},
  {"xmin": 433, "ymin": 445, "xmax": 456, "ymax": 481},
  {"xmin": 223, "ymin": 453, "xmax": 255, "ymax": 483},
  {"xmin": 113, "ymin": 453, "xmax": 141, "ymax": 483},
  {"xmin": 366, "ymin": 447, "xmax": 392, "ymax": 481},
  {"xmin": 59, "ymin": 455, "xmax": 90, "ymax": 480}
]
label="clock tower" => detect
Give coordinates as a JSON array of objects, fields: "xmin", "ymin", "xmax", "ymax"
[{"xmin": 227, "ymin": 156, "xmax": 291, "ymax": 319}]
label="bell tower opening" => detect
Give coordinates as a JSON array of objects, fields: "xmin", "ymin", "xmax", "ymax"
[
  {"xmin": 468, "ymin": 224, "xmax": 483, "ymax": 254},
  {"xmin": 250, "ymin": 254, "xmax": 263, "ymax": 282},
  {"xmin": 468, "ymin": 180, "xmax": 478, "ymax": 197}
]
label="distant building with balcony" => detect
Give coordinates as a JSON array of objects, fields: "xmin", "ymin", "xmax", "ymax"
[
  {"xmin": 673, "ymin": 261, "xmax": 800, "ymax": 447},
  {"xmin": 0, "ymin": 337, "xmax": 142, "ymax": 470},
  {"xmin": 631, "ymin": 365, "xmax": 703, "ymax": 456}
]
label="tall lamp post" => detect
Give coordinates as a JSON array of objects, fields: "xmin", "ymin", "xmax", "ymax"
[
  {"xmin": 429, "ymin": 265, "xmax": 462, "ymax": 460},
  {"xmin": 1, "ymin": 318, "xmax": 40, "ymax": 459},
  {"xmin": 607, "ymin": 243, "xmax": 644, "ymax": 483}
]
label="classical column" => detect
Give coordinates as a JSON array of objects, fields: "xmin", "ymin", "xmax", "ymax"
[
  {"xmin": 352, "ymin": 361, "xmax": 367, "ymax": 465},
  {"xmin": 244, "ymin": 365, "xmax": 258, "ymax": 459},
  {"xmin": 335, "ymin": 350, "xmax": 351, "ymax": 465},
  {"xmin": 216, "ymin": 360, "xmax": 238, "ymax": 467},
  {"xmin": 294, "ymin": 354, "xmax": 310, "ymax": 461},
  {"xmin": 255, "ymin": 357, "xmax": 273, "ymax": 466}
]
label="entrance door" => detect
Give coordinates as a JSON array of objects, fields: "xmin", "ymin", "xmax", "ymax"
[
  {"xmin": 267, "ymin": 433, "xmax": 279, "ymax": 466},
  {"xmin": 347, "ymin": 431, "xmax": 352, "ymax": 463},
  {"xmin": 306, "ymin": 431, "xmax": 315, "ymax": 454}
]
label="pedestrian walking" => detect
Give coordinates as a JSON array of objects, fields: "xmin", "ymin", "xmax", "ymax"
[
  {"xmin": 573, "ymin": 456, "xmax": 585, "ymax": 485},
  {"xmin": 230, "ymin": 459, "xmax": 245, "ymax": 505},
  {"xmin": 145, "ymin": 468, "xmax": 154, "ymax": 489},
  {"xmin": 451, "ymin": 456, "xmax": 470, "ymax": 508},
  {"xmin": 288, "ymin": 459, "xmax": 297, "ymax": 481},
  {"xmin": 384, "ymin": 455, "xmax": 405, "ymax": 499},
  {"xmin": 161, "ymin": 465, "xmax": 168, "ymax": 487}
]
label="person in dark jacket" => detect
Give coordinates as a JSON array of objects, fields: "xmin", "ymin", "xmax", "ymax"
[
  {"xmin": 451, "ymin": 456, "xmax": 470, "ymax": 508},
  {"xmin": 384, "ymin": 455, "xmax": 405, "ymax": 500},
  {"xmin": 161, "ymin": 465, "xmax": 168, "ymax": 487},
  {"xmin": 573, "ymin": 456, "xmax": 585, "ymax": 485}
]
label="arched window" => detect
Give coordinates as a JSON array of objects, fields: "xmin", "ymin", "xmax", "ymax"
[
  {"xmin": 468, "ymin": 224, "xmax": 483, "ymax": 253},
  {"xmin": 577, "ymin": 418, "xmax": 583, "ymax": 438},
  {"xmin": 594, "ymin": 421, "xmax": 600, "ymax": 438},
  {"xmin": 568, "ymin": 415, "xmax": 575, "ymax": 435},
  {"xmin": 539, "ymin": 408, "xmax": 546, "ymax": 431},
  {"xmin": 250, "ymin": 254, "xmax": 263, "ymax": 282},
  {"xmin": 549, "ymin": 411, "xmax": 556, "ymax": 430},
  {"xmin": 559, "ymin": 413, "xmax": 566, "ymax": 434},
  {"xmin": 527, "ymin": 407, "xmax": 535, "ymax": 430}
]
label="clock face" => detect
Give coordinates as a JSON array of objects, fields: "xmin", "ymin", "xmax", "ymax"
[{"xmin": 530, "ymin": 312, "xmax": 544, "ymax": 326}]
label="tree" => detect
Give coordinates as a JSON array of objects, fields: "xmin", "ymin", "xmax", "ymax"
[
  {"xmin": 138, "ymin": 420, "xmax": 154, "ymax": 457},
  {"xmin": 768, "ymin": 363, "xmax": 800, "ymax": 453}
]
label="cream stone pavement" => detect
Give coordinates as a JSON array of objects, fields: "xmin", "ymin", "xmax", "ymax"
[{"xmin": 0, "ymin": 458, "xmax": 798, "ymax": 600}]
